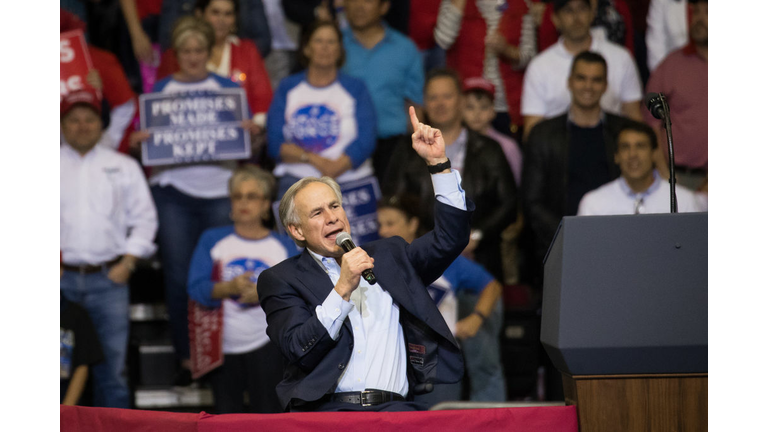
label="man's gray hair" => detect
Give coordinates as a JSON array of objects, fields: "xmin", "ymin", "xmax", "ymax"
[{"xmin": 279, "ymin": 176, "xmax": 343, "ymax": 248}]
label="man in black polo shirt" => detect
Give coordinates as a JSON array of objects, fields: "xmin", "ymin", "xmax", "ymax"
[{"xmin": 523, "ymin": 51, "xmax": 642, "ymax": 271}]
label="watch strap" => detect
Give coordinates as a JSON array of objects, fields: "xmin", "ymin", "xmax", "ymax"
[{"xmin": 427, "ymin": 159, "xmax": 451, "ymax": 174}]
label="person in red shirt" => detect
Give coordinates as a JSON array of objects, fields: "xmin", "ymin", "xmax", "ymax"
[
  {"xmin": 434, "ymin": 0, "xmax": 546, "ymax": 139},
  {"xmin": 539, "ymin": 0, "xmax": 634, "ymax": 54},
  {"xmin": 643, "ymin": 0, "xmax": 707, "ymax": 191},
  {"xmin": 156, "ymin": 0, "xmax": 273, "ymax": 129},
  {"xmin": 61, "ymin": 9, "xmax": 138, "ymax": 153}
]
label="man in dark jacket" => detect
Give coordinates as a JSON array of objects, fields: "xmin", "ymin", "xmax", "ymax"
[
  {"xmin": 258, "ymin": 108, "xmax": 473, "ymax": 412},
  {"xmin": 383, "ymin": 68, "xmax": 517, "ymax": 282},
  {"xmin": 523, "ymin": 51, "xmax": 643, "ymax": 269}
]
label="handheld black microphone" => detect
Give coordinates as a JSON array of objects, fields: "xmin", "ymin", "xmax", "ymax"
[
  {"xmin": 643, "ymin": 92, "xmax": 666, "ymax": 120},
  {"xmin": 335, "ymin": 232, "xmax": 377, "ymax": 285}
]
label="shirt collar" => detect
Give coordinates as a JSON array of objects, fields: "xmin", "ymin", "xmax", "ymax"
[
  {"xmin": 307, "ymin": 248, "xmax": 338, "ymax": 274},
  {"xmin": 344, "ymin": 22, "xmax": 392, "ymax": 48},
  {"xmin": 566, "ymin": 109, "xmax": 606, "ymax": 126},
  {"xmin": 618, "ymin": 170, "xmax": 662, "ymax": 199},
  {"xmin": 557, "ymin": 28, "xmax": 602, "ymax": 58},
  {"xmin": 60, "ymin": 135, "xmax": 108, "ymax": 160}
]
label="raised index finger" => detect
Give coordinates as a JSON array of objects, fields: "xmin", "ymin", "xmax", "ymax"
[{"xmin": 409, "ymin": 106, "xmax": 421, "ymax": 131}]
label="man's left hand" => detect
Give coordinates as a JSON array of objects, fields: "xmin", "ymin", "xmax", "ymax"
[{"xmin": 409, "ymin": 106, "xmax": 448, "ymax": 166}]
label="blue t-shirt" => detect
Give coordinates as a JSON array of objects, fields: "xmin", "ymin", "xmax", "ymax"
[{"xmin": 342, "ymin": 25, "xmax": 424, "ymax": 138}]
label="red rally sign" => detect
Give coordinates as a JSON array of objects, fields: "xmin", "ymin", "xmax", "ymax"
[
  {"xmin": 189, "ymin": 299, "xmax": 224, "ymax": 379},
  {"xmin": 60, "ymin": 30, "xmax": 96, "ymax": 100}
]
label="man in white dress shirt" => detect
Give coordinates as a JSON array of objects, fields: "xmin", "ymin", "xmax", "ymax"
[
  {"xmin": 577, "ymin": 122, "xmax": 704, "ymax": 216},
  {"xmin": 521, "ymin": 0, "xmax": 643, "ymax": 140},
  {"xmin": 60, "ymin": 91, "xmax": 158, "ymax": 408}
]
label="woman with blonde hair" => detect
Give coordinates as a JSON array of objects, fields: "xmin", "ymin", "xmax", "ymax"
[
  {"xmin": 132, "ymin": 16, "xmax": 262, "ymax": 384},
  {"xmin": 157, "ymin": 0, "xmax": 273, "ymax": 128},
  {"xmin": 267, "ymin": 20, "xmax": 377, "ymax": 198},
  {"xmin": 188, "ymin": 165, "xmax": 298, "ymax": 413}
]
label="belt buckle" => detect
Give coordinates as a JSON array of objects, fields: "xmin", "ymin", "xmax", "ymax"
[{"xmin": 360, "ymin": 390, "xmax": 377, "ymax": 407}]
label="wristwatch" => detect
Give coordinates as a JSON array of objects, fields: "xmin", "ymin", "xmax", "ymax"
[{"xmin": 427, "ymin": 159, "xmax": 451, "ymax": 174}]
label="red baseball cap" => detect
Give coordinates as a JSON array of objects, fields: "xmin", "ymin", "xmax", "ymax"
[
  {"xmin": 61, "ymin": 90, "xmax": 102, "ymax": 118},
  {"xmin": 462, "ymin": 77, "xmax": 495, "ymax": 100}
]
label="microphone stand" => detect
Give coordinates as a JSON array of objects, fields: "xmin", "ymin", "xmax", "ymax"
[{"xmin": 659, "ymin": 93, "xmax": 678, "ymax": 213}]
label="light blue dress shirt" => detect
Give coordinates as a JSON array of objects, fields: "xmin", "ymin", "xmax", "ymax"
[{"xmin": 311, "ymin": 170, "xmax": 466, "ymax": 396}]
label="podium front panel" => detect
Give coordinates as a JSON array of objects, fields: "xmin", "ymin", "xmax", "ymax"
[{"xmin": 541, "ymin": 213, "xmax": 707, "ymax": 375}]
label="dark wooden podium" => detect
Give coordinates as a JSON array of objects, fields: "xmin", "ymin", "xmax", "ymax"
[{"xmin": 541, "ymin": 214, "xmax": 708, "ymax": 432}]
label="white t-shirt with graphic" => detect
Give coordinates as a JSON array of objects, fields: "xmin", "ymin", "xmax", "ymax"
[
  {"xmin": 188, "ymin": 226, "xmax": 299, "ymax": 354},
  {"xmin": 267, "ymin": 71, "xmax": 377, "ymax": 183}
]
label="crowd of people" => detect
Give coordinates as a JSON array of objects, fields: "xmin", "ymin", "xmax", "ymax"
[{"xmin": 60, "ymin": 0, "xmax": 708, "ymax": 412}]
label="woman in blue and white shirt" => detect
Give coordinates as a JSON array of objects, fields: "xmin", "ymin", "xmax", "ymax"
[
  {"xmin": 267, "ymin": 20, "xmax": 377, "ymax": 198},
  {"xmin": 188, "ymin": 166, "xmax": 298, "ymax": 413},
  {"xmin": 138, "ymin": 16, "xmax": 261, "ymax": 381}
]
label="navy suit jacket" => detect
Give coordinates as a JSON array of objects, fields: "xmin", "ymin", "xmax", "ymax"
[{"xmin": 258, "ymin": 200, "xmax": 474, "ymax": 410}]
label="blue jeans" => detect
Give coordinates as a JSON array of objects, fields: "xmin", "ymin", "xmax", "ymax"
[
  {"xmin": 459, "ymin": 295, "xmax": 507, "ymax": 402},
  {"xmin": 151, "ymin": 185, "xmax": 231, "ymax": 361},
  {"xmin": 60, "ymin": 270, "xmax": 130, "ymax": 408}
]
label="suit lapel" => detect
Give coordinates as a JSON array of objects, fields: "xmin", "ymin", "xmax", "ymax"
[{"xmin": 294, "ymin": 249, "xmax": 335, "ymax": 305}]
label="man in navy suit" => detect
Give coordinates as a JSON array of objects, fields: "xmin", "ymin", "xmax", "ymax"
[{"xmin": 258, "ymin": 107, "xmax": 473, "ymax": 412}]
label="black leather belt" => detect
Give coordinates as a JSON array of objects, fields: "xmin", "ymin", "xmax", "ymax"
[
  {"xmin": 331, "ymin": 390, "xmax": 405, "ymax": 407},
  {"xmin": 62, "ymin": 256, "xmax": 122, "ymax": 274}
]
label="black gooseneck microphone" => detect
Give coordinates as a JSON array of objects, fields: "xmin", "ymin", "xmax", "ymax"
[
  {"xmin": 335, "ymin": 232, "xmax": 377, "ymax": 285},
  {"xmin": 643, "ymin": 92, "xmax": 678, "ymax": 213},
  {"xmin": 643, "ymin": 92, "xmax": 666, "ymax": 120}
]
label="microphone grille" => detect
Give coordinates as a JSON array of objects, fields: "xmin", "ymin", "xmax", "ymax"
[
  {"xmin": 335, "ymin": 232, "xmax": 352, "ymax": 247},
  {"xmin": 643, "ymin": 92, "xmax": 659, "ymax": 109}
]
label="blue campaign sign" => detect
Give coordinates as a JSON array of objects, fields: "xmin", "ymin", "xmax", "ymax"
[
  {"xmin": 139, "ymin": 88, "xmax": 251, "ymax": 166},
  {"xmin": 271, "ymin": 176, "xmax": 382, "ymax": 246},
  {"xmin": 340, "ymin": 176, "xmax": 381, "ymax": 245}
]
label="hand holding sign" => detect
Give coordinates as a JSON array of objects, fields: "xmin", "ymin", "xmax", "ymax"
[
  {"xmin": 409, "ymin": 106, "xmax": 449, "ymax": 167},
  {"xmin": 241, "ymin": 119, "xmax": 263, "ymax": 136},
  {"xmin": 139, "ymin": 88, "xmax": 251, "ymax": 166},
  {"xmin": 60, "ymin": 30, "xmax": 97, "ymax": 100},
  {"xmin": 86, "ymin": 69, "xmax": 103, "ymax": 93},
  {"xmin": 129, "ymin": 130, "xmax": 151, "ymax": 152}
]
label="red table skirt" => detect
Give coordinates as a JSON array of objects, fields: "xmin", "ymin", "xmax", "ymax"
[{"xmin": 61, "ymin": 404, "xmax": 578, "ymax": 432}]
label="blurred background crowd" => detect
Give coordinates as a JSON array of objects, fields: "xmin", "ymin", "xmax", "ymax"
[{"xmin": 59, "ymin": 0, "xmax": 708, "ymax": 413}]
